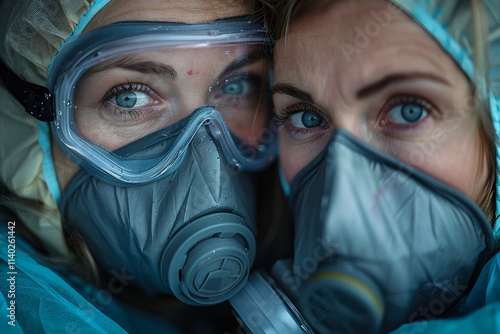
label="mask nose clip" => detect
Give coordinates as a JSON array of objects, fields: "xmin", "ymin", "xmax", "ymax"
[{"xmin": 161, "ymin": 212, "xmax": 256, "ymax": 305}]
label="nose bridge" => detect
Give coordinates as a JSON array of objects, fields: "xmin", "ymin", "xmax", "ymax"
[
  {"xmin": 183, "ymin": 96, "xmax": 208, "ymax": 114},
  {"xmin": 325, "ymin": 60, "xmax": 369, "ymax": 142},
  {"xmin": 177, "ymin": 80, "xmax": 211, "ymax": 114},
  {"xmin": 330, "ymin": 107, "xmax": 366, "ymax": 141}
]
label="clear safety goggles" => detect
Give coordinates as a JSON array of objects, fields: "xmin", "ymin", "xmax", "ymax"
[{"xmin": 47, "ymin": 18, "xmax": 275, "ymax": 184}]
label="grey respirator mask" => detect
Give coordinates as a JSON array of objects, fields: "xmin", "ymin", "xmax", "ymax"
[
  {"xmin": 231, "ymin": 130, "xmax": 494, "ymax": 333},
  {"xmin": 61, "ymin": 113, "xmax": 259, "ymax": 305}
]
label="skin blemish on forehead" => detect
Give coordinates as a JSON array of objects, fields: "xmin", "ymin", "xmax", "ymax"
[{"xmin": 187, "ymin": 70, "xmax": 204, "ymax": 76}]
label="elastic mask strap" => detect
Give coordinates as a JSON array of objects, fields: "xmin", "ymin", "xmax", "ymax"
[
  {"xmin": 279, "ymin": 166, "xmax": 290, "ymax": 198},
  {"xmin": 0, "ymin": 59, "xmax": 54, "ymax": 122},
  {"xmin": 38, "ymin": 121, "xmax": 61, "ymax": 204}
]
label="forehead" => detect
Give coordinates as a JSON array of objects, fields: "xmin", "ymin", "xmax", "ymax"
[
  {"xmin": 86, "ymin": 0, "xmax": 252, "ymax": 30},
  {"xmin": 274, "ymin": 0, "xmax": 453, "ymax": 95},
  {"xmin": 80, "ymin": 45, "xmax": 262, "ymax": 85}
]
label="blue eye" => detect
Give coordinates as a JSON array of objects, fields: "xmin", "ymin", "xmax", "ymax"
[
  {"xmin": 116, "ymin": 92, "xmax": 137, "ymax": 108},
  {"xmin": 290, "ymin": 111, "xmax": 325, "ymax": 128},
  {"xmin": 402, "ymin": 104, "xmax": 423, "ymax": 122},
  {"xmin": 220, "ymin": 81, "xmax": 247, "ymax": 96},
  {"xmin": 111, "ymin": 91, "xmax": 151, "ymax": 109},
  {"xmin": 387, "ymin": 103, "xmax": 427, "ymax": 124}
]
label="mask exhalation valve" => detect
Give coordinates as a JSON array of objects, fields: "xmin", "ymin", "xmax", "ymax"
[{"xmin": 161, "ymin": 212, "xmax": 256, "ymax": 305}]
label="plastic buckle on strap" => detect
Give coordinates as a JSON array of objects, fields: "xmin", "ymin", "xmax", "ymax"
[
  {"xmin": 0, "ymin": 59, "xmax": 54, "ymax": 122},
  {"xmin": 22, "ymin": 85, "xmax": 54, "ymax": 122}
]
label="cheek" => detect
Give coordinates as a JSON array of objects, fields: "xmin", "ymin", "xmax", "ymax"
[
  {"xmin": 279, "ymin": 134, "xmax": 325, "ymax": 185},
  {"xmin": 51, "ymin": 136, "xmax": 81, "ymax": 193},
  {"xmin": 429, "ymin": 134, "xmax": 486, "ymax": 202},
  {"xmin": 74, "ymin": 116, "xmax": 127, "ymax": 152},
  {"xmin": 73, "ymin": 109, "xmax": 118, "ymax": 150},
  {"xmin": 394, "ymin": 128, "xmax": 486, "ymax": 202},
  {"xmin": 280, "ymin": 153, "xmax": 302, "ymax": 186},
  {"xmin": 279, "ymin": 137, "xmax": 300, "ymax": 184}
]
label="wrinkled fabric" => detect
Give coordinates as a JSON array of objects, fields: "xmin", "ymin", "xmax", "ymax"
[
  {"xmin": 0, "ymin": 220, "xmax": 181, "ymax": 333},
  {"xmin": 0, "ymin": 0, "xmax": 114, "ymax": 257},
  {"xmin": 0, "ymin": 79, "xmax": 66, "ymax": 256},
  {"xmin": 0, "ymin": 0, "xmax": 98, "ymax": 85}
]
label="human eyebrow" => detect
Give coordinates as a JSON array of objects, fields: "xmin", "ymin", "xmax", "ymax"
[
  {"xmin": 356, "ymin": 73, "xmax": 451, "ymax": 99},
  {"xmin": 271, "ymin": 83, "xmax": 314, "ymax": 103},
  {"xmin": 84, "ymin": 55, "xmax": 178, "ymax": 80},
  {"xmin": 217, "ymin": 48, "xmax": 267, "ymax": 80}
]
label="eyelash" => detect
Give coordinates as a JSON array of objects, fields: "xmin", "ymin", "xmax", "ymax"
[
  {"xmin": 379, "ymin": 94, "xmax": 437, "ymax": 129},
  {"xmin": 100, "ymin": 81, "xmax": 153, "ymax": 103},
  {"xmin": 274, "ymin": 102, "xmax": 325, "ymax": 126},
  {"xmin": 274, "ymin": 94, "xmax": 437, "ymax": 139},
  {"xmin": 381, "ymin": 95, "xmax": 436, "ymax": 116}
]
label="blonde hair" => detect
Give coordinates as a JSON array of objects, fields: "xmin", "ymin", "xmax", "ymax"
[
  {"xmin": 470, "ymin": 0, "xmax": 496, "ymax": 223},
  {"xmin": 0, "ymin": 184, "xmax": 101, "ymax": 285}
]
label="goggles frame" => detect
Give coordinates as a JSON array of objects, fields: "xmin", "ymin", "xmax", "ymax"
[{"xmin": 47, "ymin": 18, "xmax": 275, "ymax": 184}]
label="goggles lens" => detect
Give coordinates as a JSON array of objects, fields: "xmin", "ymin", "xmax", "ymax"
[{"xmin": 49, "ymin": 20, "xmax": 275, "ymax": 184}]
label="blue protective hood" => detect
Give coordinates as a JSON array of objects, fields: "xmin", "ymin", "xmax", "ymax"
[{"xmin": 388, "ymin": 0, "xmax": 500, "ymax": 248}]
